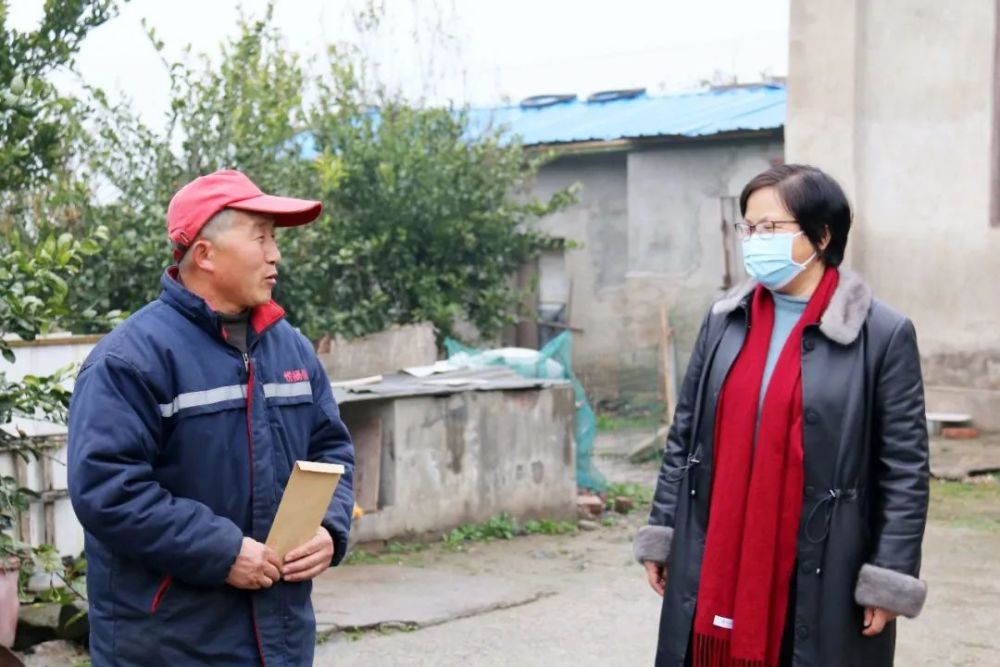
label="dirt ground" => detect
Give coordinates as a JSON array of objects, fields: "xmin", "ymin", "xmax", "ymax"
[
  {"xmin": 317, "ymin": 429, "xmax": 1000, "ymax": 667},
  {"xmin": 17, "ymin": 430, "xmax": 1000, "ymax": 666}
]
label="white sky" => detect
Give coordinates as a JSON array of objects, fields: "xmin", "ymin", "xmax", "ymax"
[{"xmin": 9, "ymin": 0, "xmax": 789, "ymax": 132}]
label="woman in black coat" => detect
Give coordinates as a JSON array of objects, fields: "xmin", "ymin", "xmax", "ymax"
[{"xmin": 634, "ymin": 164, "xmax": 929, "ymax": 667}]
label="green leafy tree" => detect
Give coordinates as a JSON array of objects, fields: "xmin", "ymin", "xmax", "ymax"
[
  {"xmin": 65, "ymin": 7, "xmax": 573, "ymax": 341},
  {"xmin": 296, "ymin": 87, "xmax": 573, "ymax": 339},
  {"xmin": 64, "ymin": 12, "xmax": 312, "ymax": 322},
  {"xmin": 0, "ymin": 0, "xmax": 121, "ymax": 603},
  {"xmin": 0, "ymin": 0, "xmax": 117, "ymax": 192},
  {"xmin": 1, "ymin": 229, "xmax": 105, "ymax": 601}
]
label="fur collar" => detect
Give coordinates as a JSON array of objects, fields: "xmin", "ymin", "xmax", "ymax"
[{"xmin": 711, "ymin": 268, "xmax": 873, "ymax": 345}]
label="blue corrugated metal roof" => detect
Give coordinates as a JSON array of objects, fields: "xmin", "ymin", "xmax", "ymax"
[
  {"xmin": 465, "ymin": 84, "xmax": 786, "ymax": 146},
  {"xmin": 295, "ymin": 84, "xmax": 785, "ymax": 158}
]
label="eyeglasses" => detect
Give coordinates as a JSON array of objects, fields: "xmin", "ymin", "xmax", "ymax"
[{"xmin": 733, "ymin": 220, "xmax": 799, "ymax": 240}]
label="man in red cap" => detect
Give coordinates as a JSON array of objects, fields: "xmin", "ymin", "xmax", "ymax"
[{"xmin": 68, "ymin": 170, "xmax": 355, "ymax": 666}]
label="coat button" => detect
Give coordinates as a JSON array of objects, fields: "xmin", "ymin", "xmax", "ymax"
[
  {"xmin": 805, "ymin": 485, "xmax": 816, "ymax": 497},
  {"xmin": 796, "ymin": 625, "xmax": 809, "ymax": 639},
  {"xmin": 800, "ymin": 560, "xmax": 815, "ymax": 574},
  {"xmin": 805, "ymin": 410, "xmax": 819, "ymax": 424},
  {"xmin": 803, "ymin": 339, "xmax": 815, "ymax": 351}
]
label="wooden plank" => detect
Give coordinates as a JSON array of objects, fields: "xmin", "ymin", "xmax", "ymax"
[
  {"xmin": 992, "ymin": 0, "xmax": 1000, "ymax": 227},
  {"xmin": 659, "ymin": 304, "xmax": 676, "ymax": 427},
  {"xmin": 14, "ymin": 455, "xmax": 31, "ymax": 545},
  {"xmin": 330, "ymin": 375, "xmax": 383, "ymax": 389},
  {"xmin": 515, "ymin": 259, "xmax": 539, "ymax": 349},
  {"xmin": 37, "ymin": 489, "xmax": 69, "ymax": 502},
  {"xmin": 351, "ymin": 418, "xmax": 383, "ymax": 513},
  {"xmin": 535, "ymin": 319, "xmax": 584, "ymax": 333},
  {"xmin": 525, "ymin": 128, "xmax": 783, "ymax": 156},
  {"xmin": 41, "ymin": 454, "xmax": 55, "ymax": 546}
]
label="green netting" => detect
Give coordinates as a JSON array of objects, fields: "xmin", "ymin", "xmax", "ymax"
[{"xmin": 444, "ymin": 332, "xmax": 606, "ymax": 491}]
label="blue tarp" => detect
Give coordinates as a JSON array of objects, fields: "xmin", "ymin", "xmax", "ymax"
[{"xmin": 445, "ymin": 333, "xmax": 606, "ymax": 492}]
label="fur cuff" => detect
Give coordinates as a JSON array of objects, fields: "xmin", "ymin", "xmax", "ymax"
[
  {"xmin": 634, "ymin": 525, "xmax": 673, "ymax": 564},
  {"xmin": 854, "ymin": 563, "xmax": 928, "ymax": 618}
]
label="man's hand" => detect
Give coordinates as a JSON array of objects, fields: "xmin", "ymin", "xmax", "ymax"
[
  {"xmin": 283, "ymin": 527, "xmax": 334, "ymax": 582},
  {"xmin": 226, "ymin": 538, "xmax": 282, "ymax": 590},
  {"xmin": 643, "ymin": 560, "xmax": 667, "ymax": 596},
  {"xmin": 862, "ymin": 606, "xmax": 898, "ymax": 636}
]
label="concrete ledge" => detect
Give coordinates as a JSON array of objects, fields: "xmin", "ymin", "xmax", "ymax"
[{"xmin": 926, "ymin": 386, "xmax": 1000, "ymax": 432}]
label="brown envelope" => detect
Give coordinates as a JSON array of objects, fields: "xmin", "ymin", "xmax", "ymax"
[{"xmin": 265, "ymin": 460, "xmax": 345, "ymax": 559}]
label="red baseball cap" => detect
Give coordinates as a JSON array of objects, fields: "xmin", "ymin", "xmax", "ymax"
[{"xmin": 167, "ymin": 169, "xmax": 322, "ymax": 259}]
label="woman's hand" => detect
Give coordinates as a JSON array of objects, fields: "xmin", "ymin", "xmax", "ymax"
[
  {"xmin": 643, "ymin": 560, "xmax": 668, "ymax": 596},
  {"xmin": 862, "ymin": 606, "xmax": 898, "ymax": 636}
]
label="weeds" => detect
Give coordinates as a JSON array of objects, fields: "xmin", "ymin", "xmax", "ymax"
[
  {"xmin": 443, "ymin": 513, "xmax": 579, "ymax": 548},
  {"xmin": 595, "ymin": 414, "xmax": 661, "ymax": 432},
  {"xmin": 443, "ymin": 513, "xmax": 518, "ymax": 547},
  {"xmin": 604, "ymin": 482, "xmax": 654, "ymax": 512},
  {"xmin": 522, "ymin": 519, "xmax": 577, "ymax": 536},
  {"xmin": 385, "ymin": 541, "xmax": 426, "ymax": 555},
  {"xmin": 929, "ymin": 478, "xmax": 1000, "ymax": 531}
]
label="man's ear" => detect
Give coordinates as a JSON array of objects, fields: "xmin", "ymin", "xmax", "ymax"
[{"xmin": 190, "ymin": 240, "xmax": 216, "ymax": 272}]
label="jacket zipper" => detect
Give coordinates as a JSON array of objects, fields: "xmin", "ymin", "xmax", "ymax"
[
  {"xmin": 244, "ymin": 352, "xmax": 254, "ymax": 489},
  {"xmin": 243, "ymin": 351, "xmax": 268, "ymax": 667}
]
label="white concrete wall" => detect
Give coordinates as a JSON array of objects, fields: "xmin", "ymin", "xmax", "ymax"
[
  {"xmin": 530, "ymin": 140, "xmax": 784, "ymax": 404},
  {"xmin": 787, "ymin": 0, "xmax": 1000, "ymax": 428},
  {"xmin": 0, "ymin": 336, "xmax": 99, "ymax": 558}
]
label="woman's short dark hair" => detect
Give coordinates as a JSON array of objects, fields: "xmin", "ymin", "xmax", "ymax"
[{"xmin": 738, "ymin": 164, "xmax": 852, "ymax": 268}]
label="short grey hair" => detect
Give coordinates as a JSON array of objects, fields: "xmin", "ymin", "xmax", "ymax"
[{"xmin": 177, "ymin": 208, "xmax": 236, "ymax": 271}]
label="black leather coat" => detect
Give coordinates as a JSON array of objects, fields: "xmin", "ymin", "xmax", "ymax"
[{"xmin": 634, "ymin": 270, "xmax": 929, "ymax": 667}]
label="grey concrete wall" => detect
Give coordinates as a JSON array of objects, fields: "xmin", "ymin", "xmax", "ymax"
[
  {"xmin": 316, "ymin": 322, "xmax": 437, "ymax": 381},
  {"xmin": 785, "ymin": 0, "xmax": 862, "ymax": 252},
  {"xmin": 347, "ymin": 386, "xmax": 577, "ymax": 543},
  {"xmin": 787, "ymin": 0, "xmax": 1000, "ymax": 429},
  {"xmin": 528, "ymin": 153, "xmax": 629, "ymax": 400},
  {"xmin": 530, "ymin": 141, "xmax": 783, "ymax": 405}
]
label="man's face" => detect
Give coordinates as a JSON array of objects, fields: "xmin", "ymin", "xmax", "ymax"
[{"xmin": 203, "ymin": 211, "xmax": 281, "ymax": 311}]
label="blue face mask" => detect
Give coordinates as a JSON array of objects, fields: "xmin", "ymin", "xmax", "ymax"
[{"xmin": 741, "ymin": 232, "xmax": 816, "ymax": 290}]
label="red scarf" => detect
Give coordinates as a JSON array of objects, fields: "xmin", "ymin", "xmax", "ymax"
[{"xmin": 692, "ymin": 267, "xmax": 839, "ymax": 667}]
